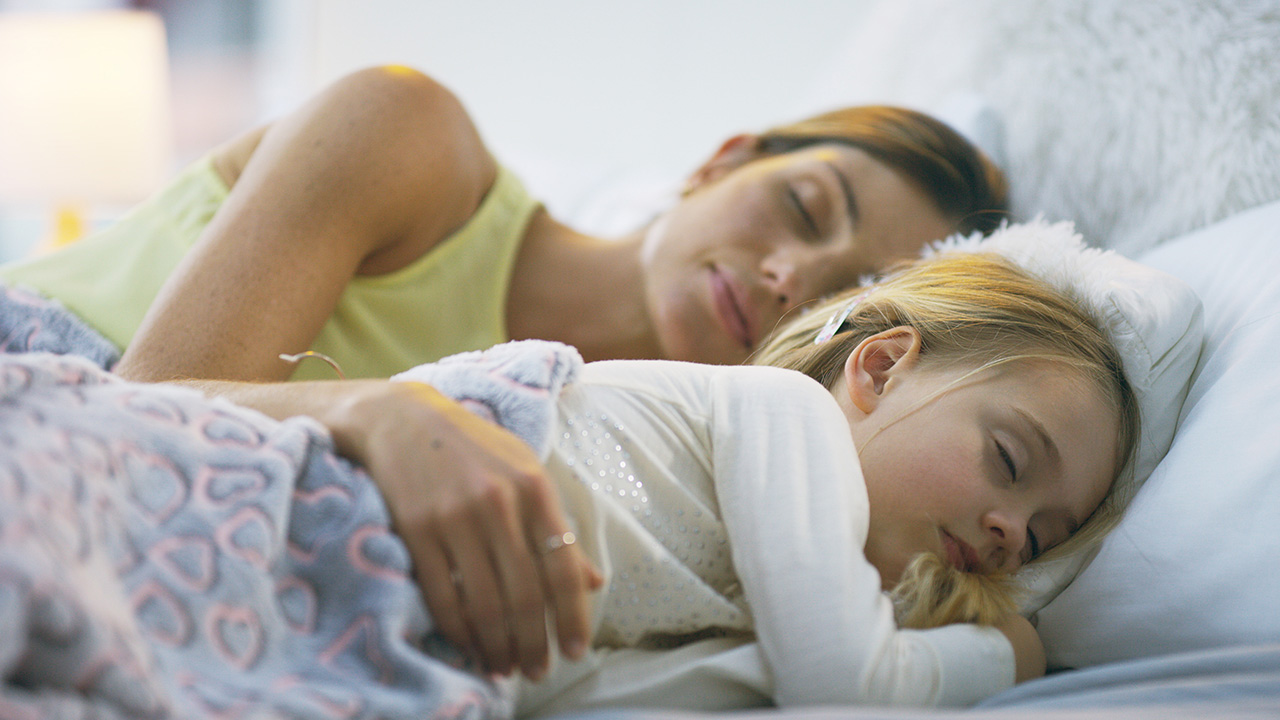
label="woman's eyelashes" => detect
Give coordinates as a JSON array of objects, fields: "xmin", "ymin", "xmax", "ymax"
[{"xmin": 785, "ymin": 184, "xmax": 821, "ymax": 238}]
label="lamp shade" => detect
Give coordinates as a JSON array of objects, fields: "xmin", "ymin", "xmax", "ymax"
[{"xmin": 0, "ymin": 10, "xmax": 172, "ymax": 205}]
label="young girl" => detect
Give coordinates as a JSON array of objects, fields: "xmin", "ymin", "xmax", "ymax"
[
  {"xmin": 0, "ymin": 250, "xmax": 1136, "ymax": 718},
  {"xmin": 492, "ymin": 251, "xmax": 1138, "ymax": 714}
]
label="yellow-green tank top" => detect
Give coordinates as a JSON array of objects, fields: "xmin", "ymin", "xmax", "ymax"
[{"xmin": 0, "ymin": 156, "xmax": 541, "ymax": 380}]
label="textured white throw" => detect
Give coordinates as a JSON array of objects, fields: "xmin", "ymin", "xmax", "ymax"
[{"xmin": 805, "ymin": 0, "xmax": 1280, "ymax": 256}]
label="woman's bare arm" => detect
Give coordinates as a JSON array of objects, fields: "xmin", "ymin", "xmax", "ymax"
[
  {"xmin": 112, "ymin": 66, "xmax": 597, "ymax": 678},
  {"xmin": 117, "ymin": 66, "xmax": 495, "ymax": 383}
]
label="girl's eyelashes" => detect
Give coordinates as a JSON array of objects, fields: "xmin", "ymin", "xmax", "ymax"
[
  {"xmin": 785, "ymin": 184, "xmax": 821, "ymax": 238},
  {"xmin": 996, "ymin": 440, "xmax": 1018, "ymax": 481},
  {"xmin": 1026, "ymin": 529, "xmax": 1042, "ymax": 563}
]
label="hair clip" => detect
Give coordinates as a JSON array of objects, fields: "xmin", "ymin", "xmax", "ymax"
[{"xmin": 814, "ymin": 289, "xmax": 872, "ymax": 344}]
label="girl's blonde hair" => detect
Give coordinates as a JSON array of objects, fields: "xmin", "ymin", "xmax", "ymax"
[{"xmin": 752, "ymin": 252, "xmax": 1140, "ymax": 629}]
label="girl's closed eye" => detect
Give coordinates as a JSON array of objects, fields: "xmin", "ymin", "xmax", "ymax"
[
  {"xmin": 995, "ymin": 439, "xmax": 1018, "ymax": 481},
  {"xmin": 993, "ymin": 438, "xmax": 1046, "ymax": 563},
  {"xmin": 1024, "ymin": 527, "xmax": 1042, "ymax": 564}
]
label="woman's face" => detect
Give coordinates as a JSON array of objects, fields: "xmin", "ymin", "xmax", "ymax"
[
  {"xmin": 640, "ymin": 143, "xmax": 954, "ymax": 365},
  {"xmin": 838, "ymin": 339, "xmax": 1120, "ymax": 587}
]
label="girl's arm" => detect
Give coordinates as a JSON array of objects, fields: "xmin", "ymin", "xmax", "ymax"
[
  {"xmin": 711, "ymin": 367, "xmax": 1021, "ymax": 707},
  {"xmin": 995, "ymin": 614, "xmax": 1047, "ymax": 683}
]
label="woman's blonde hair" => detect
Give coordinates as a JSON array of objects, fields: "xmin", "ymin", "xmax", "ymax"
[
  {"xmin": 752, "ymin": 252, "xmax": 1140, "ymax": 629},
  {"xmin": 757, "ymin": 106, "xmax": 1009, "ymax": 236}
]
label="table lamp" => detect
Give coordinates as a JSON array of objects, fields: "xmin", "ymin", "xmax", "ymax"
[{"xmin": 0, "ymin": 9, "xmax": 172, "ymax": 253}]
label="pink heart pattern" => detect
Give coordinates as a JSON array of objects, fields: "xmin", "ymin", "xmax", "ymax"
[{"xmin": 0, "ymin": 349, "xmax": 512, "ymax": 719}]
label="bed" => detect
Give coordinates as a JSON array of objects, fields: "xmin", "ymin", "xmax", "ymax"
[{"xmin": 540, "ymin": 0, "xmax": 1280, "ymax": 717}]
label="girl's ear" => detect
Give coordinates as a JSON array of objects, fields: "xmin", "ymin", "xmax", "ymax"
[
  {"xmin": 683, "ymin": 134, "xmax": 763, "ymax": 194},
  {"xmin": 843, "ymin": 326, "xmax": 923, "ymax": 414}
]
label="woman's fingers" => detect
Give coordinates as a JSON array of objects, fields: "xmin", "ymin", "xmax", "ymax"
[
  {"xmin": 447, "ymin": 521, "xmax": 520, "ymax": 676},
  {"xmin": 524, "ymin": 490, "xmax": 598, "ymax": 663},
  {"xmin": 411, "ymin": 533, "xmax": 475, "ymax": 660},
  {"xmin": 326, "ymin": 381, "xmax": 599, "ymax": 677},
  {"xmin": 539, "ymin": 544, "xmax": 594, "ymax": 661},
  {"xmin": 445, "ymin": 457, "xmax": 600, "ymax": 678},
  {"xmin": 479, "ymin": 514, "xmax": 552, "ymax": 679}
]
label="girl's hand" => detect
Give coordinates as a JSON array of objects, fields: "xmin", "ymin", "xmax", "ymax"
[
  {"xmin": 326, "ymin": 380, "xmax": 603, "ymax": 680},
  {"xmin": 995, "ymin": 614, "xmax": 1046, "ymax": 683}
]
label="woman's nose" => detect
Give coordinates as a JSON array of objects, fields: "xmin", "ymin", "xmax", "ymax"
[
  {"xmin": 761, "ymin": 254, "xmax": 802, "ymax": 311},
  {"xmin": 764, "ymin": 245, "xmax": 836, "ymax": 314}
]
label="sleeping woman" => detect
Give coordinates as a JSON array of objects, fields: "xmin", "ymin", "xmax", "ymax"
[{"xmin": 0, "ymin": 251, "xmax": 1137, "ymax": 718}]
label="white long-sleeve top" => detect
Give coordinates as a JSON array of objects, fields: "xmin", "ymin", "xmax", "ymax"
[{"xmin": 515, "ymin": 360, "xmax": 1014, "ymax": 717}]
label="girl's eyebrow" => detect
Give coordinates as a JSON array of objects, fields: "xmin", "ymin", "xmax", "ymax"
[
  {"xmin": 1014, "ymin": 408, "xmax": 1084, "ymax": 532},
  {"xmin": 1014, "ymin": 407, "xmax": 1060, "ymax": 467},
  {"xmin": 824, "ymin": 160, "xmax": 860, "ymax": 227}
]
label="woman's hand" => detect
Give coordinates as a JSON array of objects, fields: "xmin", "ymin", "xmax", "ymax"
[
  {"xmin": 176, "ymin": 377, "xmax": 602, "ymax": 680},
  {"xmin": 331, "ymin": 381, "xmax": 603, "ymax": 680}
]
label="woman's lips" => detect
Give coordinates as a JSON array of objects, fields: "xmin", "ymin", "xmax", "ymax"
[
  {"xmin": 709, "ymin": 266, "xmax": 755, "ymax": 349},
  {"xmin": 941, "ymin": 531, "xmax": 980, "ymax": 572}
]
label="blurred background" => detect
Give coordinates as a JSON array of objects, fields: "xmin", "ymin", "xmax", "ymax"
[{"xmin": 0, "ymin": 0, "xmax": 873, "ymax": 260}]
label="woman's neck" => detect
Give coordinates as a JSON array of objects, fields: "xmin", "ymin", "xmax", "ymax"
[{"xmin": 505, "ymin": 211, "xmax": 661, "ymax": 362}]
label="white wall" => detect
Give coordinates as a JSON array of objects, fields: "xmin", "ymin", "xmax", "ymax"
[
  {"xmin": 309, "ymin": 1, "xmax": 874, "ymax": 203},
  {"xmin": 0, "ymin": 1, "xmax": 875, "ymax": 257}
]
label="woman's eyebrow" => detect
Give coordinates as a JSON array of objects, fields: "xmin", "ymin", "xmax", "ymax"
[{"xmin": 824, "ymin": 160, "xmax": 860, "ymax": 227}]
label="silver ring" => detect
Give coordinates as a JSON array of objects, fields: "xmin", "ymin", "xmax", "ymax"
[{"xmin": 542, "ymin": 531, "xmax": 576, "ymax": 555}]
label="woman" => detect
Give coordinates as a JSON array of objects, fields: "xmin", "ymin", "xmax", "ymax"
[{"xmin": 0, "ymin": 65, "xmax": 1007, "ymax": 680}]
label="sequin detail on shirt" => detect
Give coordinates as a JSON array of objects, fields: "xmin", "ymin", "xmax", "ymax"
[{"xmin": 555, "ymin": 411, "xmax": 748, "ymax": 647}]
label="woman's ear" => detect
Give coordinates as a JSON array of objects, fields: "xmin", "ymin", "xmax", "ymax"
[
  {"xmin": 843, "ymin": 326, "xmax": 922, "ymax": 414},
  {"xmin": 683, "ymin": 134, "xmax": 763, "ymax": 194}
]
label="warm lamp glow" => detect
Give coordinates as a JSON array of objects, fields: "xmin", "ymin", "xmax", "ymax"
[{"xmin": 0, "ymin": 10, "xmax": 172, "ymax": 217}]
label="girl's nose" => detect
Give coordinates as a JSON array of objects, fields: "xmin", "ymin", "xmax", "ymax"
[{"xmin": 983, "ymin": 507, "xmax": 1030, "ymax": 571}]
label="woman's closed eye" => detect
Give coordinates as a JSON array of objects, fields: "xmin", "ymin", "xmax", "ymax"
[{"xmin": 785, "ymin": 184, "xmax": 821, "ymax": 238}]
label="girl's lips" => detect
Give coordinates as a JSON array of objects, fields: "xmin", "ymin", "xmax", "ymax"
[
  {"xmin": 941, "ymin": 531, "xmax": 980, "ymax": 572},
  {"xmin": 708, "ymin": 266, "xmax": 755, "ymax": 349}
]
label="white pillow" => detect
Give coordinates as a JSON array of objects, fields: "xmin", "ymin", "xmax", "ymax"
[
  {"xmin": 927, "ymin": 221, "xmax": 1204, "ymax": 614},
  {"xmin": 800, "ymin": 0, "xmax": 1280, "ymax": 257},
  {"xmin": 1034, "ymin": 199, "xmax": 1280, "ymax": 668}
]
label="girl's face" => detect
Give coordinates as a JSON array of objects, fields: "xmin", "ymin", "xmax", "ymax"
[
  {"xmin": 639, "ymin": 142, "xmax": 954, "ymax": 365},
  {"xmin": 835, "ymin": 329, "xmax": 1121, "ymax": 587}
]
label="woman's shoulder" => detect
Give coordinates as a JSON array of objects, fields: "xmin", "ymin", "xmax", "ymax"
[
  {"xmin": 212, "ymin": 67, "xmax": 482, "ymax": 187},
  {"xmin": 207, "ymin": 65, "xmax": 499, "ymax": 271}
]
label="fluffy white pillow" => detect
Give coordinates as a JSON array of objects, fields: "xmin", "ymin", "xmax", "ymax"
[
  {"xmin": 1034, "ymin": 199, "xmax": 1280, "ymax": 668},
  {"xmin": 927, "ymin": 221, "xmax": 1204, "ymax": 614},
  {"xmin": 801, "ymin": 0, "xmax": 1280, "ymax": 257}
]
